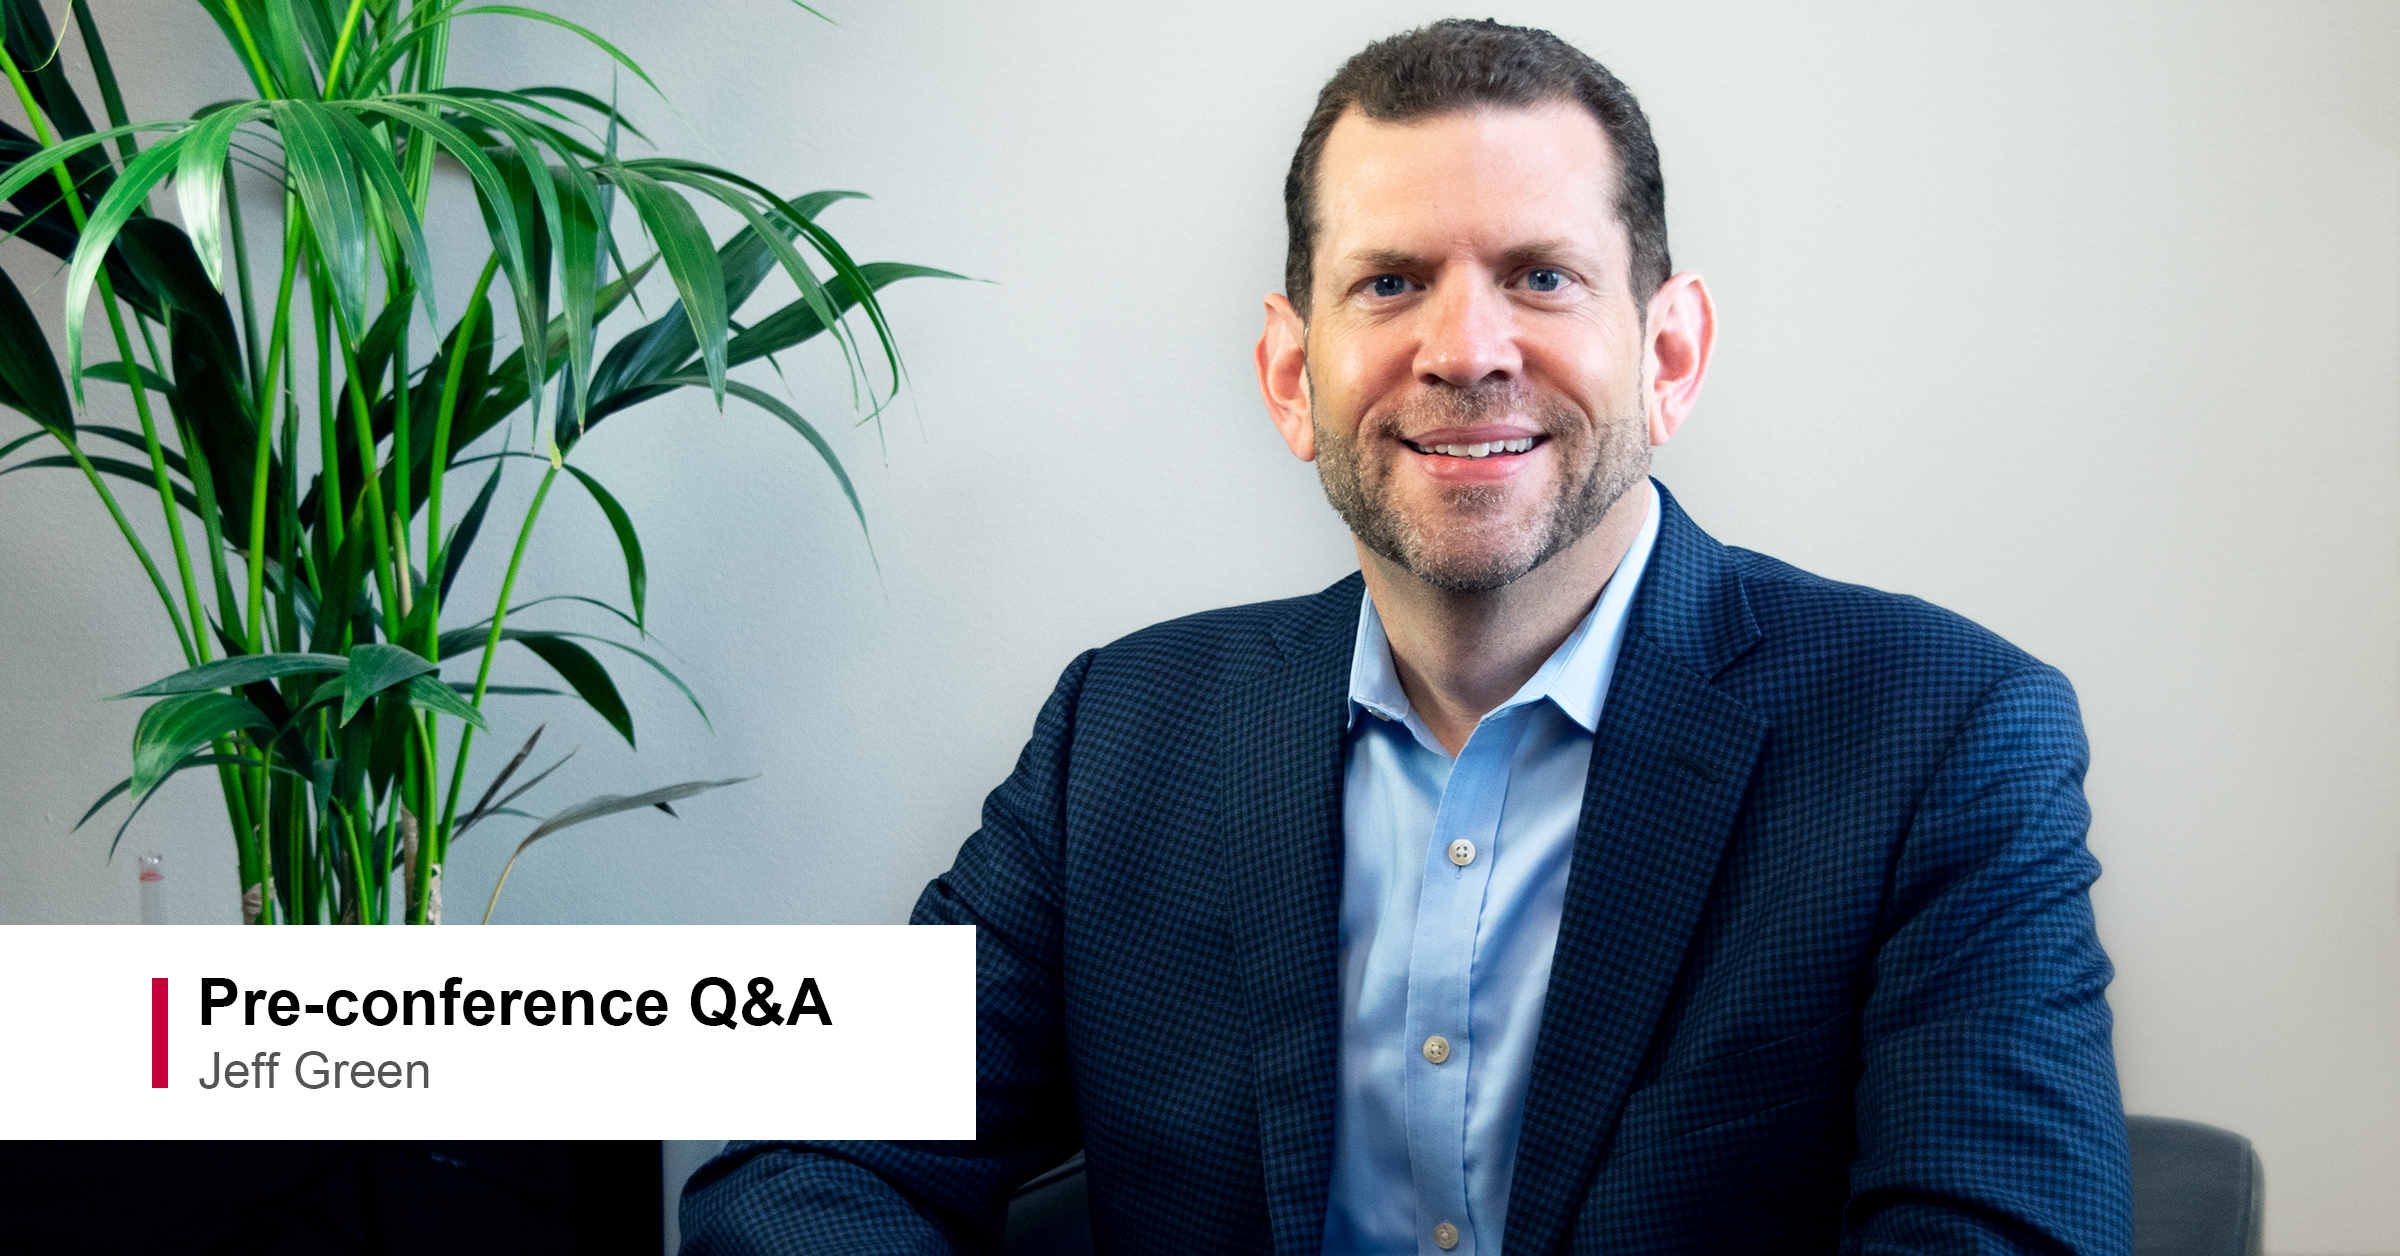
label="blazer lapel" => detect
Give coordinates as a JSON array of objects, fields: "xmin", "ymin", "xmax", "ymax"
[
  {"xmin": 1504, "ymin": 490, "xmax": 1770, "ymax": 1256},
  {"xmin": 1220, "ymin": 575, "xmax": 1361, "ymax": 1256}
]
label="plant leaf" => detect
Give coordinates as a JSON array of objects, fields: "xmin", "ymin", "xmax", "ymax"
[
  {"xmin": 83, "ymin": 362, "xmax": 178, "ymax": 401},
  {"xmin": 172, "ymin": 101, "xmax": 262, "ymax": 291},
  {"xmin": 273, "ymin": 99, "xmax": 370, "ymax": 332},
  {"xmin": 479, "ymin": 592, "xmax": 642, "ymax": 634},
  {"xmin": 0, "ymin": 428, "xmax": 47, "ymax": 462},
  {"xmin": 76, "ymin": 425, "xmax": 188, "ymax": 479},
  {"xmin": 352, "ymin": 98, "xmax": 549, "ymax": 432},
  {"xmin": 404, "ymin": 672, "xmax": 489, "ymax": 731},
  {"xmin": 724, "ymin": 262, "xmax": 963, "ymax": 370},
  {"xmin": 320, "ymin": 105, "xmax": 437, "ymax": 326},
  {"xmin": 655, "ymin": 375, "xmax": 866, "ymax": 544},
  {"xmin": 514, "ymin": 633, "xmax": 631, "ymax": 746},
  {"xmin": 258, "ymin": 0, "xmax": 321, "ymax": 100},
  {"xmin": 513, "ymin": 85, "xmax": 650, "ymax": 142},
  {"xmin": 436, "ymin": 626, "xmax": 707, "ymax": 732},
  {"xmin": 0, "ymin": 120, "xmax": 184, "ymax": 205},
  {"xmin": 80, "ymin": 751, "xmax": 306, "ymax": 864},
  {"xmin": 437, "ymin": 454, "xmax": 504, "ymax": 605},
  {"xmin": 450, "ymin": 6, "xmax": 661, "ymax": 96},
  {"xmin": 0, "ymin": 265, "xmax": 69, "ymax": 433},
  {"xmin": 481, "ymin": 774, "xmax": 754, "ymax": 923},
  {"xmin": 340, "ymin": 642, "xmax": 438, "ymax": 727},
  {"xmin": 0, "ymin": 454, "xmax": 202, "ymax": 517},
  {"xmin": 524, "ymin": 775, "xmax": 754, "ymax": 844},
  {"xmin": 59, "ymin": 134, "xmax": 185, "ymax": 396},
  {"xmin": 458, "ymin": 723, "xmax": 543, "ymax": 832},
  {"xmin": 130, "ymin": 692, "xmax": 270, "ymax": 798},
  {"xmin": 561, "ymin": 464, "xmax": 644, "ymax": 631},
  {"xmin": 610, "ymin": 168, "xmax": 726, "ymax": 405},
  {"xmin": 111, "ymin": 651, "xmax": 351, "ymax": 699}
]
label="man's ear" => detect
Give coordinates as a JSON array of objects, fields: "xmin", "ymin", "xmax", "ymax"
[
  {"xmin": 1643, "ymin": 270, "xmax": 1716, "ymax": 447},
  {"xmin": 1257, "ymin": 292, "xmax": 1316, "ymax": 462}
]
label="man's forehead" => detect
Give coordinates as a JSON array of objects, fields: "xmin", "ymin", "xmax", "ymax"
[{"xmin": 1312, "ymin": 101, "xmax": 1624, "ymax": 267}]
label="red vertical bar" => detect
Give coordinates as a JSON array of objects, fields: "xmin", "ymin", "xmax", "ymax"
[{"xmin": 151, "ymin": 977, "xmax": 169, "ymax": 1088}]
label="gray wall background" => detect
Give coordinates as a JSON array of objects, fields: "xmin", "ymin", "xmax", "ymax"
[{"xmin": 2, "ymin": 2, "xmax": 2394, "ymax": 1250}]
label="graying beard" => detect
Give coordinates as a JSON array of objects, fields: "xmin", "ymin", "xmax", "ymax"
[{"xmin": 1311, "ymin": 385, "xmax": 1647, "ymax": 594}]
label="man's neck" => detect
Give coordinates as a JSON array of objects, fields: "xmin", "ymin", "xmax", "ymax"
[{"xmin": 1359, "ymin": 486, "xmax": 1652, "ymax": 756}]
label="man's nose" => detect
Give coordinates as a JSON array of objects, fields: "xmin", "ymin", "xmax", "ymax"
[{"xmin": 1413, "ymin": 274, "xmax": 1521, "ymax": 387}]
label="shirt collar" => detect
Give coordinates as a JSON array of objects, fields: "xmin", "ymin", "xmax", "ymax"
[{"xmin": 1347, "ymin": 479, "xmax": 1663, "ymax": 738}]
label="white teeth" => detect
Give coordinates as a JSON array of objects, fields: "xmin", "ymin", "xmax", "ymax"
[{"xmin": 1422, "ymin": 438, "xmax": 1537, "ymax": 458}]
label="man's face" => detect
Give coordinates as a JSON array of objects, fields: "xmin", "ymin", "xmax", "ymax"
[{"xmin": 1299, "ymin": 103, "xmax": 1652, "ymax": 593}]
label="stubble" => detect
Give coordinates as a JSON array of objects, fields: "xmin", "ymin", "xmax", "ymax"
[{"xmin": 1312, "ymin": 376, "xmax": 1649, "ymax": 594}]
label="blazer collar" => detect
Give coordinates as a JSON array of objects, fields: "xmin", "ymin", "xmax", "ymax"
[{"xmin": 1502, "ymin": 485, "xmax": 1769, "ymax": 1255}]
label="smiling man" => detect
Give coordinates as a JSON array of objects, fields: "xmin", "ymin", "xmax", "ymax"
[{"xmin": 684, "ymin": 20, "xmax": 2130, "ymax": 1256}]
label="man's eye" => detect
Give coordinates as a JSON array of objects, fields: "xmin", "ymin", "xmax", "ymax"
[
  {"xmin": 1525, "ymin": 268, "xmax": 1567, "ymax": 292},
  {"xmin": 1368, "ymin": 275, "xmax": 1410, "ymax": 298}
]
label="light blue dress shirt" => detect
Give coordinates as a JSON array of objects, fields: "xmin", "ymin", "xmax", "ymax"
[{"xmin": 1321, "ymin": 481, "xmax": 1662, "ymax": 1256}]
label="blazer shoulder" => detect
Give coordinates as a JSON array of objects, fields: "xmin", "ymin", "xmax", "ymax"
[
  {"xmin": 1080, "ymin": 573, "xmax": 1360, "ymax": 692},
  {"xmin": 1723, "ymin": 546, "xmax": 2057, "ymax": 693}
]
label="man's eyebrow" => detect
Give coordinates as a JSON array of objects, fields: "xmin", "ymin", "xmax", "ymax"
[
  {"xmin": 1499, "ymin": 239, "xmax": 1585, "ymax": 266},
  {"xmin": 1338, "ymin": 249, "xmax": 1427, "ymax": 274},
  {"xmin": 1336, "ymin": 241, "xmax": 1594, "ymax": 273}
]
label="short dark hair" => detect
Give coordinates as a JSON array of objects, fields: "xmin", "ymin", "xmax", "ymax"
[{"xmin": 1281, "ymin": 19, "xmax": 1670, "ymax": 319}]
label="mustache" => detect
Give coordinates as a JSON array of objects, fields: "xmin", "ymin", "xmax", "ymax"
[{"xmin": 1367, "ymin": 380, "xmax": 1575, "ymax": 440}]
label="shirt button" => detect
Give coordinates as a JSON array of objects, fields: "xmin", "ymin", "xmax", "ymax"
[
  {"xmin": 1433, "ymin": 1221, "xmax": 1460, "ymax": 1250},
  {"xmin": 1447, "ymin": 838, "xmax": 1476, "ymax": 866},
  {"xmin": 1422, "ymin": 1035, "xmax": 1451, "ymax": 1064}
]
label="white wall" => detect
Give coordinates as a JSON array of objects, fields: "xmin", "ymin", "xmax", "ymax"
[{"xmin": 2, "ymin": 2, "xmax": 2394, "ymax": 1250}]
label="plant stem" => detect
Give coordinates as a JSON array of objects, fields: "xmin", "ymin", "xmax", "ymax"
[
  {"xmin": 214, "ymin": 0, "xmax": 279, "ymax": 101},
  {"xmin": 404, "ymin": 0, "xmax": 451, "ymax": 208},
  {"xmin": 67, "ymin": 1, "xmax": 137, "ymax": 167},
  {"xmin": 246, "ymin": 223, "xmax": 301, "ymax": 651},
  {"xmin": 432, "ymin": 462, "xmax": 559, "ymax": 912},
  {"xmin": 224, "ymin": 158, "xmax": 264, "ymax": 395},
  {"xmin": 279, "ymin": 371, "xmax": 308, "ymax": 635},
  {"xmin": 390, "ymin": 310, "xmax": 413, "ymax": 621},
  {"xmin": 101, "ymin": 287, "xmax": 207, "ymax": 668},
  {"xmin": 312, "ymin": 262, "xmax": 343, "ymax": 555},
  {"xmin": 323, "ymin": 0, "xmax": 373, "ymax": 96},
  {"xmin": 425, "ymin": 254, "xmax": 499, "ymax": 646},
  {"xmin": 330, "ymin": 302, "xmax": 401, "ymax": 641}
]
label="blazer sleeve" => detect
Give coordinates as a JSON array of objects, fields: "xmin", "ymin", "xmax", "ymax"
[
  {"xmin": 679, "ymin": 652, "xmax": 1097, "ymax": 1256},
  {"xmin": 1843, "ymin": 663, "xmax": 2133, "ymax": 1255}
]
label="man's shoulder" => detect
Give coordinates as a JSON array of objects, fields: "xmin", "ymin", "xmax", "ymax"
[
  {"xmin": 1698, "ymin": 542, "xmax": 2076, "ymax": 748},
  {"xmin": 1639, "ymin": 486, "xmax": 2063, "ymax": 714},
  {"xmin": 1078, "ymin": 573, "xmax": 1361, "ymax": 689},
  {"xmin": 1725, "ymin": 544, "xmax": 2044, "ymax": 678}
]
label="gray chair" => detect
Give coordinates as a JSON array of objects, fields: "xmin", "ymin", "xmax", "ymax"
[
  {"xmin": 2129, "ymin": 1115, "xmax": 2265, "ymax": 1256},
  {"xmin": 999, "ymin": 1118, "xmax": 2266, "ymax": 1256}
]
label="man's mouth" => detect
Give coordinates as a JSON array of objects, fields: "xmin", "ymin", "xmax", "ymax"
[{"xmin": 1402, "ymin": 436, "xmax": 1543, "ymax": 460}]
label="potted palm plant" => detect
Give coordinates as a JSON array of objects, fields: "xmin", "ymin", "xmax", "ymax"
[{"xmin": 0, "ymin": 0, "xmax": 955, "ymax": 923}]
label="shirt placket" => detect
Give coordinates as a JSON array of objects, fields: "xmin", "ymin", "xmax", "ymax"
[{"xmin": 1401, "ymin": 708, "xmax": 1527, "ymax": 1256}]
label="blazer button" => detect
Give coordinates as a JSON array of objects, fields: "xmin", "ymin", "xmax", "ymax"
[
  {"xmin": 1422, "ymin": 1035, "xmax": 1451, "ymax": 1064},
  {"xmin": 1447, "ymin": 839, "xmax": 1476, "ymax": 866},
  {"xmin": 1433, "ymin": 1221, "xmax": 1460, "ymax": 1250}
]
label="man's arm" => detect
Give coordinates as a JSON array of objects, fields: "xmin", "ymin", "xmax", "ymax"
[
  {"xmin": 1844, "ymin": 663, "xmax": 2132, "ymax": 1254},
  {"xmin": 680, "ymin": 652, "xmax": 1099, "ymax": 1255}
]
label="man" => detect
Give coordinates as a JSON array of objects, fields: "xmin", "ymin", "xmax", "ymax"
[{"xmin": 685, "ymin": 20, "xmax": 2129, "ymax": 1254}]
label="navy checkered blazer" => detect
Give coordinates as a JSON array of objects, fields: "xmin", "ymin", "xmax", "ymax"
[{"xmin": 683, "ymin": 483, "xmax": 2132, "ymax": 1254}]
